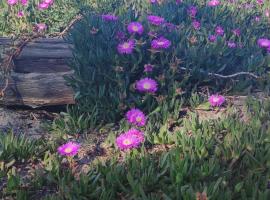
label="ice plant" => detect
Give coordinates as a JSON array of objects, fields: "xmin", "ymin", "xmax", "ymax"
[
  {"xmin": 257, "ymin": 38, "xmax": 270, "ymax": 48},
  {"xmin": 7, "ymin": 0, "xmax": 18, "ymax": 5},
  {"xmin": 101, "ymin": 14, "xmax": 118, "ymax": 21},
  {"xmin": 208, "ymin": 35, "xmax": 216, "ymax": 42},
  {"xmin": 151, "ymin": 37, "xmax": 171, "ymax": 49},
  {"xmin": 256, "ymin": 0, "xmax": 264, "ymax": 5},
  {"xmin": 136, "ymin": 78, "xmax": 158, "ymax": 93},
  {"xmin": 117, "ymin": 40, "xmax": 135, "ymax": 54},
  {"xmin": 126, "ymin": 108, "xmax": 147, "ymax": 126},
  {"xmin": 38, "ymin": 2, "xmax": 50, "ymax": 10},
  {"xmin": 44, "ymin": 0, "xmax": 54, "ymax": 4},
  {"xmin": 227, "ymin": 41, "xmax": 237, "ymax": 48},
  {"xmin": 215, "ymin": 26, "xmax": 224, "ymax": 36},
  {"xmin": 192, "ymin": 20, "xmax": 201, "ymax": 30},
  {"xmin": 36, "ymin": 23, "xmax": 47, "ymax": 32},
  {"xmin": 209, "ymin": 94, "xmax": 225, "ymax": 107},
  {"xmin": 20, "ymin": 0, "xmax": 28, "ymax": 6},
  {"xmin": 207, "ymin": 0, "xmax": 220, "ymax": 7},
  {"xmin": 116, "ymin": 129, "xmax": 144, "ymax": 150},
  {"xmin": 144, "ymin": 64, "xmax": 154, "ymax": 72},
  {"xmin": 127, "ymin": 22, "xmax": 144, "ymax": 35},
  {"xmin": 147, "ymin": 15, "xmax": 165, "ymax": 26},
  {"xmin": 17, "ymin": 11, "xmax": 24, "ymax": 18},
  {"xmin": 58, "ymin": 142, "xmax": 80, "ymax": 156},
  {"xmin": 187, "ymin": 6, "xmax": 197, "ymax": 18}
]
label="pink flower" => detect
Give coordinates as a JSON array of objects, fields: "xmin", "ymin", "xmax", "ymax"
[
  {"xmin": 7, "ymin": 0, "xmax": 18, "ymax": 5},
  {"xmin": 36, "ymin": 23, "xmax": 47, "ymax": 32},
  {"xmin": 257, "ymin": 38, "xmax": 270, "ymax": 48},
  {"xmin": 192, "ymin": 20, "xmax": 201, "ymax": 30},
  {"xmin": 151, "ymin": 37, "xmax": 171, "ymax": 49},
  {"xmin": 254, "ymin": 16, "xmax": 261, "ymax": 22},
  {"xmin": 207, "ymin": 0, "xmax": 220, "ymax": 7},
  {"xmin": 136, "ymin": 78, "xmax": 158, "ymax": 93},
  {"xmin": 127, "ymin": 22, "xmax": 144, "ymax": 35},
  {"xmin": 150, "ymin": 0, "xmax": 158, "ymax": 3},
  {"xmin": 44, "ymin": 0, "xmax": 54, "ymax": 4},
  {"xmin": 256, "ymin": 0, "xmax": 264, "ymax": 5},
  {"xmin": 187, "ymin": 6, "xmax": 197, "ymax": 18},
  {"xmin": 215, "ymin": 26, "xmax": 224, "ymax": 36},
  {"xmin": 227, "ymin": 41, "xmax": 237, "ymax": 48},
  {"xmin": 126, "ymin": 108, "xmax": 147, "ymax": 126},
  {"xmin": 208, "ymin": 35, "xmax": 217, "ymax": 42},
  {"xmin": 147, "ymin": 15, "xmax": 165, "ymax": 26},
  {"xmin": 265, "ymin": 9, "xmax": 270, "ymax": 17},
  {"xmin": 144, "ymin": 64, "xmax": 154, "ymax": 72},
  {"xmin": 57, "ymin": 142, "xmax": 80, "ymax": 156},
  {"xmin": 101, "ymin": 14, "xmax": 118, "ymax": 21},
  {"xmin": 17, "ymin": 11, "xmax": 24, "ymax": 18},
  {"xmin": 20, "ymin": 0, "xmax": 28, "ymax": 6},
  {"xmin": 209, "ymin": 95, "xmax": 225, "ymax": 107},
  {"xmin": 116, "ymin": 129, "xmax": 144, "ymax": 150},
  {"xmin": 117, "ymin": 40, "xmax": 135, "ymax": 54},
  {"xmin": 38, "ymin": 2, "xmax": 50, "ymax": 10}
]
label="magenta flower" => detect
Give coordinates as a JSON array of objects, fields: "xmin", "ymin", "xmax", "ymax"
[
  {"xmin": 254, "ymin": 16, "xmax": 261, "ymax": 22},
  {"xmin": 176, "ymin": 0, "xmax": 183, "ymax": 4},
  {"xmin": 7, "ymin": 0, "xmax": 18, "ymax": 5},
  {"xmin": 17, "ymin": 11, "xmax": 24, "ymax": 18},
  {"xmin": 215, "ymin": 26, "xmax": 224, "ymax": 36},
  {"xmin": 57, "ymin": 142, "xmax": 80, "ymax": 156},
  {"xmin": 102, "ymin": 14, "xmax": 118, "ymax": 21},
  {"xmin": 38, "ymin": 2, "xmax": 50, "ymax": 10},
  {"xmin": 257, "ymin": 38, "xmax": 270, "ymax": 48},
  {"xmin": 227, "ymin": 41, "xmax": 237, "ymax": 48},
  {"xmin": 256, "ymin": 0, "xmax": 264, "ymax": 5},
  {"xmin": 36, "ymin": 23, "xmax": 47, "ymax": 32},
  {"xmin": 151, "ymin": 37, "xmax": 171, "ymax": 49},
  {"xmin": 43, "ymin": 0, "xmax": 54, "ymax": 4},
  {"xmin": 208, "ymin": 35, "xmax": 217, "ymax": 42},
  {"xmin": 209, "ymin": 95, "xmax": 225, "ymax": 107},
  {"xmin": 144, "ymin": 64, "xmax": 154, "ymax": 72},
  {"xmin": 117, "ymin": 40, "xmax": 135, "ymax": 54},
  {"xmin": 136, "ymin": 78, "xmax": 158, "ymax": 93},
  {"xmin": 147, "ymin": 15, "xmax": 165, "ymax": 26},
  {"xmin": 150, "ymin": 0, "xmax": 158, "ymax": 3},
  {"xmin": 192, "ymin": 20, "xmax": 201, "ymax": 30},
  {"xmin": 265, "ymin": 9, "xmax": 270, "ymax": 17},
  {"xmin": 187, "ymin": 6, "xmax": 197, "ymax": 18},
  {"xmin": 232, "ymin": 28, "xmax": 241, "ymax": 37},
  {"xmin": 127, "ymin": 22, "xmax": 144, "ymax": 35},
  {"xmin": 126, "ymin": 108, "xmax": 147, "ymax": 126},
  {"xmin": 116, "ymin": 129, "xmax": 144, "ymax": 150},
  {"xmin": 207, "ymin": 0, "xmax": 220, "ymax": 7},
  {"xmin": 20, "ymin": 0, "xmax": 28, "ymax": 6}
]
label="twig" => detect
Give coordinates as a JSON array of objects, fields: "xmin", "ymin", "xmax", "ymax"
[
  {"xmin": 51, "ymin": 14, "xmax": 82, "ymax": 37},
  {"xmin": 179, "ymin": 67, "xmax": 259, "ymax": 79}
]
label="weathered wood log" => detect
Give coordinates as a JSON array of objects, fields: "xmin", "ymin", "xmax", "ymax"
[
  {"xmin": 0, "ymin": 72, "xmax": 75, "ymax": 108},
  {"xmin": 0, "ymin": 37, "xmax": 75, "ymax": 107},
  {"xmin": 1, "ymin": 37, "xmax": 73, "ymax": 73}
]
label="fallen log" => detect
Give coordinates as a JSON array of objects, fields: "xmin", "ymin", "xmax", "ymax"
[
  {"xmin": 0, "ymin": 72, "xmax": 75, "ymax": 108},
  {"xmin": 0, "ymin": 37, "xmax": 75, "ymax": 107}
]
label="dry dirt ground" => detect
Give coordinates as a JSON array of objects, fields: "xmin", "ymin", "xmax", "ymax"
[{"xmin": 0, "ymin": 106, "xmax": 59, "ymax": 138}]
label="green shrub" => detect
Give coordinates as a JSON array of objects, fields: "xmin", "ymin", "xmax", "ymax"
[{"xmin": 66, "ymin": 0, "xmax": 270, "ymax": 127}]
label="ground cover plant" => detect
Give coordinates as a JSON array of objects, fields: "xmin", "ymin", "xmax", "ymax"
[{"xmin": 1, "ymin": 0, "xmax": 270, "ymax": 199}]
